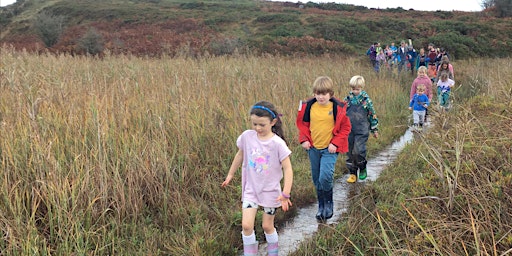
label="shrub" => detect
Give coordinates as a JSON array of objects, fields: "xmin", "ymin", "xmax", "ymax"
[
  {"xmin": 77, "ymin": 27, "xmax": 104, "ymax": 55},
  {"xmin": 33, "ymin": 10, "xmax": 66, "ymax": 47}
]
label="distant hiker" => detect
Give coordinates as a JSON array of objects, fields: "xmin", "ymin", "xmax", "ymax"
[
  {"xmin": 416, "ymin": 47, "xmax": 428, "ymax": 69},
  {"xmin": 397, "ymin": 41, "xmax": 408, "ymax": 75},
  {"xmin": 376, "ymin": 48, "xmax": 387, "ymax": 73},
  {"xmin": 409, "ymin": 84, "xmax": 430, "ymax": 131},
  {"xmin": 343, "ymin": 75, "xmax": 379, "ymax": 183},
  {"xmin": 368, "ymin": 42, "xmax": 379, "ymax": 72},
  {"xmin": 407, "ymin": 45, "xmax": 418, "ymax": 75},
  {"xmin": 437, "ymin": 71, "xmax": 455, "ymax": 111},
  {"xmin": 296, "ymin": 76, "xmax": 351, "ymax": 221},
  {"xmin": 388, "ymin": 42, "xmax": 398, "ymax": 67},
  {"xmin": 222, "ymin": 101, "xmax": 293, "ymax": 256},
  {"xmin": 410, "ymin": 66, "xmax": 433, "ymax": 122},
  {"xmin": 435, "ymin": 58, "xmax": 454, "ymax": 83},
  {"xmin": 435, "ymin": 48, "xmax": 450, "ymax": 68},
  {"xmin": 427, "ymin": 45, "xmax": 438, "ymax": 81}
]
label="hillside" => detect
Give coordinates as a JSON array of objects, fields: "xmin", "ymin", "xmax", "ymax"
[{"xmin": 1, "ymin": 0, "xmax": 511, "ymax": 58}]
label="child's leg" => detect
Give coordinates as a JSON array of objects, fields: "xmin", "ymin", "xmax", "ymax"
[
  {"xmin": 413, "ymin": 110, "xmax": 420, "ymax": 126},
  {"xmin": 241, "ymin": 203, "xmax": 258, "ymax": 236},
  {"xmin": 442, "ymin": 92, "xmax": 451, "ymax": 109},
  {"xmin": 308, "ymin": 148, "xmax": 325, "ymax": 220},
  {"xmin": 353, "ymin": 133, "xmax": 369, "ymax": 179},
  {"xmin": 418, "ymin": 111, "xmax": 425, "ymax": 126},
  {"xmin": 241, "ymin": 205, "xmax": 259, "ymax": 256},
  {"xmin": 307, "ymin": 149, "xmax": 321, "ymax": 189},
  {"xmin": 318, "ymin": 150, "xmax": 337, "ymax": 219},
  {"xmin": 346, "ymin": 134, "xmax": 357, "ymax": 175},
  {"xmin": 262, "ymin": 212, "xmax": 278, "ymax": 256}
]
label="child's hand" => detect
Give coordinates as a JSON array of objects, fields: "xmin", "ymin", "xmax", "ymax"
[
  {"xmin": 423, "ymin": 104, "xmax": 428, "ymax": 108},
  {"xmin": 408, "ymin": 107, "xmax": 412, "ymax": 110},
  {"xmin": 221, "ymin": 175, "xmax": 233, "ymax": 187},
  {"xmin": 328, "ymin": 143, "xmax": 337, "ymax": 153},
  {"xmin": 301, "ymin": 141, "xmax": 311, "ymax": 150},
  {"xmin": 277, "ymin": 195, "xmax": 292, "ymax": 212},
  {"xmin": 373, "ymin": 131, "xmax": 379, "ymax": 139}
]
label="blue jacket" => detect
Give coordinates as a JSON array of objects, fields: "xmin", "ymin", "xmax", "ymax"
[{"xmin": 409, "ymin": 94, "xmax": 429, "ymax": 111}]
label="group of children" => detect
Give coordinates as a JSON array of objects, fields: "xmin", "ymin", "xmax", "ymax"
[
  {"xmin": 368, "ymin": 41, "xmax": 452, "ymax": 78},
  {"xmin": 221, "ymin": 75, "xmax": 379, "ymax": 255},
  {"xmin": 221, "ymin": 64, "xmax": 457, "ymax": 254},
  {"xmin": 409, "ymin": 57, "xmax": 456, "ymax": 130}
]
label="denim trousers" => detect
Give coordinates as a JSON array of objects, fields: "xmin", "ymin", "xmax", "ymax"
[{"xmin": 308, "ymin": 147, "xmax": 339, "ymax": 191}]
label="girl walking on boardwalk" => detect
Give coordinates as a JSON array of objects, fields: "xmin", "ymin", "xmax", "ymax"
[{"xmin": 222, "ymin": 101, "xmax": 293, "ymax": 256}]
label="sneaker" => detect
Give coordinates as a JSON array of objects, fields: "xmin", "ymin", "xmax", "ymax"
[
  {"xmin": 359, "ymin": 168, "xmax": 367, "ymax": 180},
  {"xmin": 347, "ymin": 174, "xmax": 357, "ymax": 183}
]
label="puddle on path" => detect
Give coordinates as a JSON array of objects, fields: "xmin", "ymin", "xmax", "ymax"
[{"xmin": 261, "ymin": 127, "xmax": 416, "ymax": 256}]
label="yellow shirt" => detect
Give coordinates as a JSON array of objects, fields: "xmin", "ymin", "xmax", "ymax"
[{"xmin": 310, "ymin": 102, "xmax": 334, "ymax": 149}]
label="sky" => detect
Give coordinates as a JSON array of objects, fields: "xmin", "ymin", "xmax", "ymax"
[
  {"xmin": 270, "ymin": 0, "xmax": 483, "ymax": 12},
  {"xmin": 1, "ymin": 0, "xmax": 15, "ymax": 7},
  {"xmin": 0, "ymin": 0, "xmax": 484, "ymax": 11}
]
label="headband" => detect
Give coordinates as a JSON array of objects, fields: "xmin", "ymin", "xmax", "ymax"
[{"xmin": 252, "ymin": 105, "xmax": 276, "ymax": 119}]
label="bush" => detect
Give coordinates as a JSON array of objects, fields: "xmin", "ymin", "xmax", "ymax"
[
  {"xmin": 33, "ymin": 10, "xmax": 66, "ymax": 47},
  {"xmin": 77, "ymin": 27, "xmax": 104, "ymax": 55}
]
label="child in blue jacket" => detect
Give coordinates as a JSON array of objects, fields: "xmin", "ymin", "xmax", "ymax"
[{"xmin": 409, "ymin": 84, "xmax": 430, "ymax": 130}]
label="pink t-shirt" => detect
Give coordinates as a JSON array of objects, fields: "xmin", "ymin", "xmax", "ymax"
[{"xmin": 237, "ymin": 130, "xmax": 292, "ymax": 208}]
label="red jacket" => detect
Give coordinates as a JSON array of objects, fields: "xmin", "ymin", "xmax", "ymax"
[{"xmin": 296, "ymin": 97, "xmax": 351, "ymax": 153}]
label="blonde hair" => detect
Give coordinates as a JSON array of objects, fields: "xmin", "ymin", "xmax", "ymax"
[
  {"xmin": 417, "ymin": 66, "xmax": 427, "ymax": 74},
  {"xmin": 417, "ymin": 84, "xmax": 426, "ymax": 91},
  {"xmin": 349, "ymin": 75, "xmax": 365, "ymax": 89},
  {"xmin": 312, "ymin": 76, "xmax": 334, "ymax": 95}
]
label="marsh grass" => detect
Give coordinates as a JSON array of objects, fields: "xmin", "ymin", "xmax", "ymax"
[
  {"xmin": 0, "ymin": 48, "xmax": 409, "ymax": 254},
  {"xmin": 292, "ymin": 58, "xmax": 512, "ymax": 255}
]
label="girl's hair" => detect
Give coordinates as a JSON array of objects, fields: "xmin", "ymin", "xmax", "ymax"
[
  {"xmin": 312, "ymin": 76, "xmax": 334, "ymax": 96},
  {"xmin": 417, "ymin": 66, "xmax": 427, "ymax": 74},
  {"xmin": 440, "ymin": 71, "xmax": 449, "ymax": 80},
  {"xmin": 250, "ymin": 101, "xmax": 286, "ymax": 142},
  {"xmin": 440, "ymin": 60, "xmax": 450, "ymax": 70},
  {"xmin": 349, "ymin": 75, "xmax": 365, "ymax": 89}
]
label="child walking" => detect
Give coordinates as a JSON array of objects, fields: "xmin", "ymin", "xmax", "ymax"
[
  {"xmin": 437, "ymin": 71, "xmax": 455, "ymax": 111},
  {"xmin": 410, "ymin": 66, "xmax": 433, "ymax": 122},
  {"xmin": 222, "ymin": 101, "xmax": 293, "ymax": 256},
  {"xmin": 296, "ymin": 76, "xmax": 351, "ymax": 221},
  {"xmin": 344, "ymin": 75, "xmax": 379, "ymax": 183},
  {"xmin": 409, "ymin": 84, "xmax": 430, "ymax": 131}
]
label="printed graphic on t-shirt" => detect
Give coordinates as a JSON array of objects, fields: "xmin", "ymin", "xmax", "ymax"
[{"xmin": 248, "ymin": 148, "xmax": 270, "ymax": 175}]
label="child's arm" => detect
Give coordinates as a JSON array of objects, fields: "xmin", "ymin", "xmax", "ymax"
[
  {"xmin": 277, "ymin": 156, "xmax": 293, "ymax": 212},
  {"xmin": 365, "ymin": 96, "xmax": 379, "ymax": 135},
  {"xmin": 221, "ymin": 149, "xmax": 243, "ymax": 187}
]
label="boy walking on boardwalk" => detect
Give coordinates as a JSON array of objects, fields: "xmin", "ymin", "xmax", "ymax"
[
  {"xmin": 296, "ymin": 76, "xmax": 351, "ymax": 221},
  {"xmin": 344, "ymin": 76, "xmax": 379, "ymax": 183}
]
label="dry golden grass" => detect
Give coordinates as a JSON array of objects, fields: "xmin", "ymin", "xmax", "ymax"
[{"xmin": 1, "ymin": 47, "xmax": 411, "ymax": 254}]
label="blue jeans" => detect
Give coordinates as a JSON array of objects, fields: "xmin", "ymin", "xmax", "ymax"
[{"xmin": 308, "ymin": 147, "xmax": 339, "ymax": 191}]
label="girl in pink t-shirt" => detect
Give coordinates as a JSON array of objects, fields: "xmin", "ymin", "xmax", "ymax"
[{"xmin": 222, "ymin": 101, "xmax": 293, "ymax": 256}]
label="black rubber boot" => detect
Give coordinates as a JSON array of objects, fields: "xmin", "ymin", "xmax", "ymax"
[
  {"xmin": 323, "ymin": 189, "xmax": 333, "ymax": 220},
  {"xmin": 315, "ymin": 189, "xmax": 325, "ymax": 221}
]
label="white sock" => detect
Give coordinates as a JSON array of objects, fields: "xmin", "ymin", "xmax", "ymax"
[
  {"xmin": 242, "ymin": 231, "xmax": 256, "ymax": 245},
  {"xmin": 265, "ymin": 230, "xmax": 278, "ymax": 244}
]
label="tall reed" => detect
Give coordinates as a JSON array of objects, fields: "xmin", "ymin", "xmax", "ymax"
[{"xmin": 0, "ymin": 48, "xmax": 409, "ymax": 254}]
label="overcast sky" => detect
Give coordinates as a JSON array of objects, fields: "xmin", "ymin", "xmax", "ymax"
[
  {"xmin": 1, "ymin": 0, "xmax": 484, "ymax": 11},
  {"xmin": 270, "ymin": 0, "xmax": 483, "ymax": 12},
  {"xmin": 0, "ymin": 0, "xmax": 15, "ymax": 7}
]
